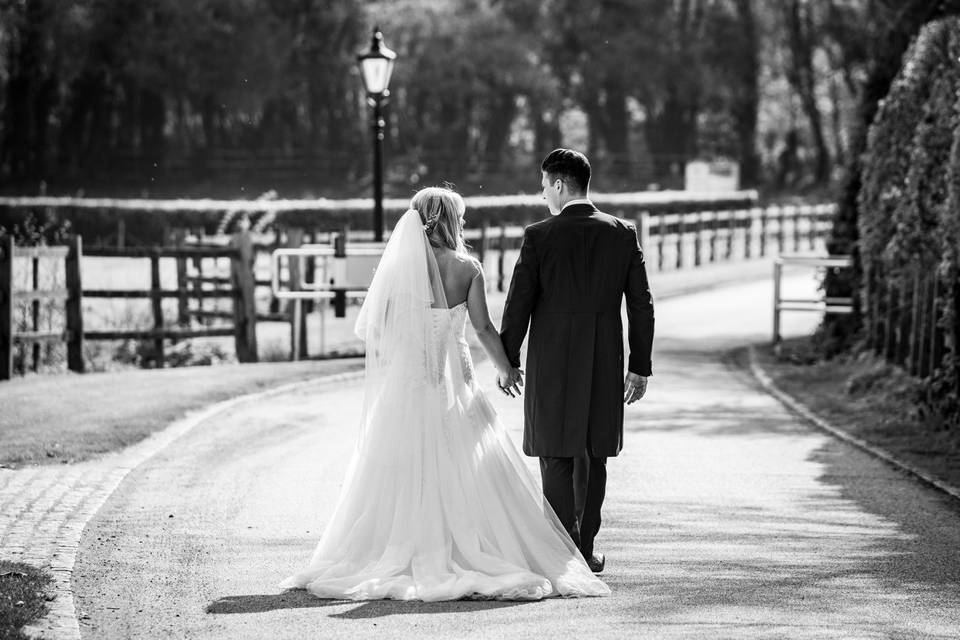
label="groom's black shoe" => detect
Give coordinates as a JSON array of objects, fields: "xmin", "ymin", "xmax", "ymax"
[{"xmin": 585, "ymin": 552, "xmax": 605, "ymax": 574}]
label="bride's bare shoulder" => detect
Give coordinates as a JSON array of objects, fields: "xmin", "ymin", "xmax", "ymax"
[{"xmin": 451, "ymin": 252, "xmax": 483, "ymax": 277}]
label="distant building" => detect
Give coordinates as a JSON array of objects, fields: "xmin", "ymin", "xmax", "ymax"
[{"xmin": 684, "ymin": 160, "xmax": 740, "ymax": 192}]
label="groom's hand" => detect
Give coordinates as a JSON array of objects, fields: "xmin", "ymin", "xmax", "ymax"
[
  {"xmin": 497, "ymin": 367, "xmax": 524, "ymax": 398},
  {"xmin": 624, "ymin": 371, "xmax": 647, "ymax": 405}
]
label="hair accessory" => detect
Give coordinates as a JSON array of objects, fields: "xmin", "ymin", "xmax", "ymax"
[{"xmin": 423, "ymin": 212, "xmax": 442, "ymax": 233}]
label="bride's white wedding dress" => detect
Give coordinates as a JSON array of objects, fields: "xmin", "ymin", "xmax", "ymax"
[{"xmin": 279, "ymin": 211, "xmax": 609, "ymax": 601}]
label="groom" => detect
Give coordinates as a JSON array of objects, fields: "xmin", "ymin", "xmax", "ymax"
[{"xmin": 499, "ymin": 148, "xmax": 655, "ymax": 573}]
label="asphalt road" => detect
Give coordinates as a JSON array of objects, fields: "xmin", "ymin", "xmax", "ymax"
[{"xmin": 73, "ymin": 275, "xmax": 960, "ymax": 639}]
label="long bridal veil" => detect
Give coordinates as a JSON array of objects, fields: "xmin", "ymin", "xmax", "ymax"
[
  {"xmin": 280, "ymin": 209, "xmax": 610, "ymax": 600},
  {"xmin": 353, "ymin": 209, "xmax": 450, "ymax": 446}
]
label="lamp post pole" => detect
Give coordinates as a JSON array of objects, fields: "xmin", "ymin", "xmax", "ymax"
[
  {"xmin": 371, "ymin": 96, "xmax": 385, "ymax": 242},
  {"xmin": 357, "ymin": 26, "xmax": 396, "ymax": 243}
]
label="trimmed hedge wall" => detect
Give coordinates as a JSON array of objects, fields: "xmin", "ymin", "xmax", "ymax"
[{"xmin": 857, "ymin": 17, "xmax": 960, "ymax": 422}]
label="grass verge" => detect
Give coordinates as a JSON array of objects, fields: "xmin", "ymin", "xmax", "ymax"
[
  {"xmin": 753, "ymin": 335, "xmax": 960, "ymax": 491},
  {"xmin": 0, "ymin": 359, "xmax": 363, "ymax": 468},
  {"xmin": 0, "ymin": 562, "xmax": 52, "ymax": 640}
]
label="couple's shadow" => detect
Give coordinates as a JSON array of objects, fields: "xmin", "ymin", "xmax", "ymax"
[{"xmin": 206, "ymin": 590, "xmax": 534, "ymax": 618}]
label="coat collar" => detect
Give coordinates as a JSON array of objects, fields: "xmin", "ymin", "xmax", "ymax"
[{"xmin": 558, "ymin": 200, "xmax": 598, "ymax": 216}]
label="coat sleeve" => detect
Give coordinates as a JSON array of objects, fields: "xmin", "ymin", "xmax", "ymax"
[
  {"xmin": 625, "ymin": 223, "xmax": 655, "ymax": 376},
  {"xmin": 499, "ymin": 226, "xmax": 540, "ymax": 368}
]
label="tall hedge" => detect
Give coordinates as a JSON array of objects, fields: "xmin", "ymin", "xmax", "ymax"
[
  {"xmin": 857, "ymin": 26, "xmax": 942, "ymax": 310},
  {"xmin": 932, "ymin": 24, "xmax": 960, "ymax": 420},
  {"xmin": 822, "ymin": 0, "xmax": 960, "ymax": 354},
  {"xmin": 857, "ymin": 16, "xmax": 960, "ymax": 422}
]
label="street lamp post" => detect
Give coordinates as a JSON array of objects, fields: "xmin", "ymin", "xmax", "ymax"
[{"xmin": 357, "ymin": 26, "xmax": 396, "ymax": 242}]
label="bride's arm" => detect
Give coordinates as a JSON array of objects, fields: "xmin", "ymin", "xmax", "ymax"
[{"xmin": 466, "ymin": 261, "xmax": 517, "ymax": 378}]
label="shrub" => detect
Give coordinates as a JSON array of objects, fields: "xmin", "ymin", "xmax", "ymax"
[{"xmin": 857, "ymin": 16, "xmax": 960, "ymax": 426}]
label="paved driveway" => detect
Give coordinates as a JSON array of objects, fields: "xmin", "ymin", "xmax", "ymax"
[{"xmin": 72, "ymin": 275, "xmax": 960, "ymax": 639}]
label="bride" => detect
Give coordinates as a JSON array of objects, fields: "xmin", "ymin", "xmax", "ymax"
[{"xmin": 279, "ymin": 186, "xmax": 610, "ymax": 601}]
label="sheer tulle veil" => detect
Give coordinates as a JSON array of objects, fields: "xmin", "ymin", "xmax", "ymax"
[{"xmin": 353, "ymin": 209, "xmax": 450, "ymax": 446}]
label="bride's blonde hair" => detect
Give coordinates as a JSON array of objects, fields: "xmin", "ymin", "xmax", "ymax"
[{"xmin": 411, "ymin": 186, "xmax": 467, "ymax": 253}]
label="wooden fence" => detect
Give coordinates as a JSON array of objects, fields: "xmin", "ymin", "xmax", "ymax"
[
  {"xmin": 0, "ymin": 233, "xmax": 259, "ymax": 380},
  {"xmin": 865, "ymin": 266, "xmax": 950, "ymax": 380},
  {"xmin": 1, "ymin": 201, "xmax": 835, "ymax": 378}
]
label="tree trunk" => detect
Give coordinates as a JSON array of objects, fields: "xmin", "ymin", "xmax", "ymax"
[
  {"xmin": 529, "ymin": 96, "xmax": 560, "ymax": 156},
  {"xmin": 733, "ymin": 0, "xmax": 760, "ymax": 187},
  {"xmin": 483, "ymin": 92, "xmax": 518, "ymax": 168},
  {"xmin": 784, "ymin": 0, "xmax": 831, "ymax": 184}
]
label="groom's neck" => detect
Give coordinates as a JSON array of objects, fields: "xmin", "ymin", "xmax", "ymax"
[{"xmin": 560, "ymin": 192, "xmax": 588, "ymax": 208}]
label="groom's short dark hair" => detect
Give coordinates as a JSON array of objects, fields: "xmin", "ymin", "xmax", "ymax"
[{"xmin": 541, "ymin": 148, "xmax": 591, "ymax": 194}]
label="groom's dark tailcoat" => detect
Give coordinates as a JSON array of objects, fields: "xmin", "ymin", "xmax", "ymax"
[{"xmin": 500, "ymin": 203, "xmax": 655, "ymax": 458}]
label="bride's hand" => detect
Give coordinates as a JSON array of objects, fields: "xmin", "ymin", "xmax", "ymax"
[{"xmin": 497, "ymin": 367, "xmax": 523, "ymax": 397}]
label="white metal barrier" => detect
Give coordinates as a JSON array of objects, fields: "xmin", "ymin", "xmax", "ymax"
[
  {"xmin": 773, "ymin": 254, "xmax": 853, "ymax": 347},
  {"xmin": 270, "ymin": 242, "xmax": 384, "ymax": 359}
]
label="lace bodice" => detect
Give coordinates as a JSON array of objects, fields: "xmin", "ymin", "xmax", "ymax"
[{"xmin": 430, "ymin": 301, "xmax": 476, "ymax": 387}]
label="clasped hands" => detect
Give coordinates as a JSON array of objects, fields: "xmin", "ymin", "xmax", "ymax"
[{"xmin": 497, "ymin": 366, "xmax": 524, "ymax": 397}]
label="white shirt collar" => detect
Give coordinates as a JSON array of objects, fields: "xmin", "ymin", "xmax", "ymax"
[{"xmin": 561, "ymin": 198, "xmax": 593, "ymax": 211}]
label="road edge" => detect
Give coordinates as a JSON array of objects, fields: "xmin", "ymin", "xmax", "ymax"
[{"xmin": 746, "ymin": 345, "xmax": 960, "ymax": 504}]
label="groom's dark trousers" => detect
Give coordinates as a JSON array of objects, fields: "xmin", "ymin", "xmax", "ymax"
[{"xmin": 540, "ymin": 454, "xmax": 606, "ymax": 557}]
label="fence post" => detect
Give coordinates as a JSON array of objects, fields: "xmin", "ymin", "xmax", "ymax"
[
  {"xmin": 497, "ymin": 224, "xmax": 506, "ymax": 292},
  {"xmin": 929, "ymin": 275, "xmax": 943, "ymax": 376},
  {"xmin": 772, "ymin": 259, "xmax": 782, "ymax": 346},
  {"xmin": 707, "ymin": 211, "xmax": 717, "ymax": 263},
  {"xmin": 725, "ymin": 210, "xmax": 735, "ymax": 260},
  {"xmin": 776, "ymin": 205, "xmax": 786, "ymax": 254},
  {"xmin": 918, "ymin": 274, "xmax": 933, "ymax": 378},
  {"xmin": 30, "ymin": 254, "xmax": 39, "ymax": 371},
  {"xmin": 150, "ymin": 249, "xmax": 165, "ymax": 367},
  {"xmin": 896, "ymin": 279, "xmax": 912, "ymax": 367},
  {"xmin": 174, "ymin": 229, "xmax": 190, "ymax": 325},
  {"xmin": 193, "ymin": 253, "xmax": 206, "ymax": 325},
  {"xmin": 908, "ymin": 267, "xmax": 922, "ymax": 376},
  {"xmin": 869, "ymin": 277, "xmax": 882, "ymax": 355},
  {"xmin": 657, "ymin": 215, "xmax": 665, "ymax": 271},
  {"xmin": 478, "ymin": 222, "xmax": 488, "ymax": 269},
  {"xmin": 807, "ymin": 206, "xmax": 817, "ymax": 251},
  {"xmin": 759, "ymin": 207, "xmax": 768, "ymax": 257},
  {"xmin": 792, "ymin": 205, "xmax": 801, "ymax": 252},
  {"xmin": 286, "ymin": 227, "xmax": 307, "ymax": 359},
  {"xmin": 231, "ymin": 231, "xmax": 258, "ymax": 363},
  {"xmin": 693, "ymin": 211, "xmax": 703, "ymax": 267},
  {"xmin": 304, "ymin": 229, "xmax": 317, "ymax": 314},
  {"xmin": 0, "ymin": 236, "xmax": 13, "ymax": 380},
  {"xmin": 268, "ymin": 226, "xmax": 283, "ymax": 315},
  {"xmin": 65, "ymin": 235, "xmax": 85, "ymax": 373},
  {"xmin": 884, "ymin": 282, "xmax": 898, "ymax": 362},
  {"xmin": 744, "ymin": 209, "xmax": 755, "ymax": 259},
  {"xmin": 676, "ymin": 212, "xmax": 685, "ymax": 269}
]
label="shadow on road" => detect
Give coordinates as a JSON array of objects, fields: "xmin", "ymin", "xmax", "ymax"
[
  {"xmin": 206, "ymin": 591, "xmax": 536, "ymax": 617},
  {"xmin": 206, "ymin": 591, "xmax": 344, "ymax": 614},
  {"xmin": 327, "ymin": 599, "xmax": 536, "ymax": 619}
]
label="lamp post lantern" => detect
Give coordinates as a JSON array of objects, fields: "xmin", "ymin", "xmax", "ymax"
[{"xmin": 357, "ymin": 26, "xmax": 396, "ymax": 242}]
